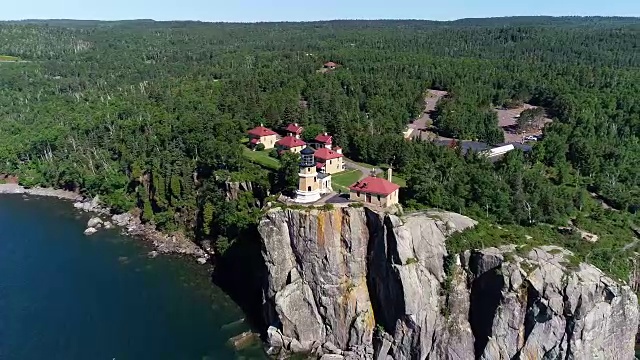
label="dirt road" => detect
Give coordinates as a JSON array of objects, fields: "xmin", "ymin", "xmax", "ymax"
[
  {"xmin": 408, "ymin": 89, "xmax": 448, "ymax": 140},
  {"xmin": 495, "ymin": 104, "xmax": 553, "ymax": 143}
]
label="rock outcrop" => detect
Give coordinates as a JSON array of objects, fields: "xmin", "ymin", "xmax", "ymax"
[
  {"xmin": 258, "ymin": 207, "xmax": 638, "ymax": 359},
  {"xmin": 109, "ymin": 211, "xmax": 208, "ymax": 261}
]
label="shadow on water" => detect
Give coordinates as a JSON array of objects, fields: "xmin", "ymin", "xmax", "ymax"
[{"xmin": 212, "ymin": 228, "xmax": 268, "ymax": 339}]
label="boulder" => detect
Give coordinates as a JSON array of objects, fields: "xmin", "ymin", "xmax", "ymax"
[
  {"xmin": 111, "ymin": 213, "xmax": 134, "ymax": 227},
  {"xmin": 84, "ymin": 227, "xmax": 98, "ymax": 236},
  {"xmin": 87, "ymin": 217, "xmax": 103, "ymax": 228},
  {"xmin": 103, "ymin": 221, "xmax": 114, "ymax": 229},
  {"xmin": 323, "ymin": 341, "xmax": 342, "ymax": 355}
]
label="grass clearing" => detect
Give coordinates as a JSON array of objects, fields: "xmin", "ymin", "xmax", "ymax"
[
  {"xmin": 392, "ymin": 175, "xmax": 407, "ymax": 187},
  {"xmin": 332, "ymin": 170, "xmax": 361, "ymax": 192},
  {"xmin": 0, "ymin": 55, "xmax": 20, "ymax": 62},
  {"xmin": 242, "ymin": 147, "xmax": 280, "ymax": 170}
]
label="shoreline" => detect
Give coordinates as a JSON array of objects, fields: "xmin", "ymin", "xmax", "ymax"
[
  {"xmin": 0, "ymin": 183, "xmax": 81, "ymax": 200},
  {"xmin": 0, "ymin": 183, "xmax": 209, "ymax": 263}
]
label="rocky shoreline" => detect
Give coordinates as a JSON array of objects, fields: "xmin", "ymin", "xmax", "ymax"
[{"xmin": 0, "ymin": 183, "xmax": 209, "ymax": 263}]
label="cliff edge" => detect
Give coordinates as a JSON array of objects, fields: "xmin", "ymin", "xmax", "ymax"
[{"xmin": 258, "ymin": 207, "xmax": 638, "ymax": 359}]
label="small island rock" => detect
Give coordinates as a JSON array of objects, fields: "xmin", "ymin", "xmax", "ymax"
[
  {"xmin": 84, "ymin": 227, "xmax": 98, "ymax": 236},
  {"xmin": 87, "ymin": 217, "xmax": 103, "ymax": 228}
]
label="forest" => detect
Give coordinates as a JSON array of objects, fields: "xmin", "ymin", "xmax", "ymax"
[{"xmin": 0, "ymin": 17, "xmax": 638, "ymax": 277}]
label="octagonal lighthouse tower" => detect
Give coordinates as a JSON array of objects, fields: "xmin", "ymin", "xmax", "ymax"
[{"xmin": 294, "ymin": 146, "xmax": 322, "ymax": 203}]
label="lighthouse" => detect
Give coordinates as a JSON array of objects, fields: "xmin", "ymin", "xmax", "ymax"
[{"xmin": 294, "ymin": 146, "xmax": 322, "ymax": 203}]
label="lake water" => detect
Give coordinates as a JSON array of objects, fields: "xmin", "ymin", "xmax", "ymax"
[{"xmin": 0, "ymin": 195, "xmax": 265, "ymax": 360}]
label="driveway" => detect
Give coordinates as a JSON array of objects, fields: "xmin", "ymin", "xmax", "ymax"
[{"xmin": 344, "ymin": 159, "xmax": 382, "ymax": 180}]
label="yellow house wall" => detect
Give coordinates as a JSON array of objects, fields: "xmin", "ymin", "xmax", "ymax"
[
  {"xmin": 320, "ymin": 157, "xmax": 344, "ymax": 174},
  {"xmin": 258, "ymin": 134, "xmax": 277, "ymax": 149},
  {"xmin": 287, "ymin": 145, "xmax": 304, "ymax": 153},
  {"xmin": 349, "ymin": 189, "xmax": 399, "ymax": 207}
]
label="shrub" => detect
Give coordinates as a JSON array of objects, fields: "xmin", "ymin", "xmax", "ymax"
[
  {"xmin": 405, "ymin": 257, "xmax": 419, "ymax": 265},
  {"xmin": 320, "ymin": 203, "xmax": 334, "ymax": 211}
]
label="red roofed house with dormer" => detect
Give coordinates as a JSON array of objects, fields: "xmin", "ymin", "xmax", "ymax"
[
  {"xmin": 314, "ymin": 132, "xmax": 333, "ymax": 149},
  {"xmin": 349, "ymin": 169, "xmax": 400, "ymax": 207},
  {"xmin": 284, "ymin": 123, "xmax": 304, "ymax": 138},
  {"xmin": 313, "ymin": 147, "xmax": 345, "ymax": 174},
  {"xmin": 276, "ymin": 135, "xmax": 306, "ymax": 154},
  {"xmin": 247, "ymin": 125, "xmax": 278, "ymax": 150}
]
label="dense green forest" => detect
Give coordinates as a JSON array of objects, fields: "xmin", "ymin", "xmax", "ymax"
[{"xmin": 0, "ymin": 17, "xmax": 638, "ymax": 276}]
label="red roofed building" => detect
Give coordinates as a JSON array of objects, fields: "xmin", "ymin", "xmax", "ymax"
[
  {"xmin": 324, "ymin": 61, "xmax": 338, "ymax": 69},
  {"xmin": 284, "ymin": 123, "xmax": 304, "ymax": 137},
  {"xmin": 247, "ymin": 125, "xmax": 278, "ymax": 149},
  {"xmin": 313, "ymin": 147, "xmax": 345, "ymax": 174},
  {"xmin": 349, "ymin": 169, "xmax": 400, "ymax": 207},
  {"xmin": 276, "ymin": 136, "xmax": 306, "ymax": 154},
  {"xmin": 315, "ymin": 132, "xmax": 333, "ymax": 149}
]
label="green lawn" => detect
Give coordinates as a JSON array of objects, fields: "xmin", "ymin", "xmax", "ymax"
[
  {"xmin": 392, "ymin": 175, "xmax": 407, "ymax": 187},
  {"xmin": 242, "ymin": 147, "xmax": 281, "ymax": 170},
  {"xmin": 332, "ymin": 170, "xmax": 362, "ymax": 192}
]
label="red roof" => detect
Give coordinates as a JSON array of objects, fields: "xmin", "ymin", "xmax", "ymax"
[
  {"xmin": 285, "ymin": 123, "xmax": 303, "ymax": 134},
  {"xmin": 349, "ymin": 176, "xmax": 400, "ymax": 196},
  {"xmin": 315, "ymin": 133, "xmax": 333, "ymax": 144},
  {"xmin": 276, "ymin": 136, "xmax": 306, "ymax": 148},
  {"xmin": 248, "ymin": 126, "xmax": 277, "ymax": 137},
  {"xmin": 316, "ymin": 162, "xmax": 325, "ymax": 169},
  {"xmin": 249, "ymin": 138, "xmax": 260, "ymax": 145},
  {"xmin": 314, "ymin": 147, "xmax": 343, "ymax": 161}
]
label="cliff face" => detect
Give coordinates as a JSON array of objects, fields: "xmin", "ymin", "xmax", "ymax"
[{"xmin": 258, "ymin": 207, "xmax": 639, "ymax": 360}]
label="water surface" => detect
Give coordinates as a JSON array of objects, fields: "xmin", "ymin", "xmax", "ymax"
[{"xmin": 0, "ymin": 195, "xmax": 264, "ymax": 359}]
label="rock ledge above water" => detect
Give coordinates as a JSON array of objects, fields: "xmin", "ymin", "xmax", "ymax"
[{"xmin": 257, "ymin": 207, "xmax": 639, "ymax": 359}]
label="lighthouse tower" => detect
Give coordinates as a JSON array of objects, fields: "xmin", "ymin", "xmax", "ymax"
[{"xmin": 294, "ymin": 146, "xmax": 321, "ymax": 203}]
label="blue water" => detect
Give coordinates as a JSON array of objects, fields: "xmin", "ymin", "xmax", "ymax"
[{"xmin": 0, "ymin": 195, "xmax": 264, "ymax": 360}]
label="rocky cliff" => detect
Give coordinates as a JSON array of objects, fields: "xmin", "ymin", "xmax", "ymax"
[{"xmin": 257, "ymin": 207, "xmax": 638, "ymax": 359}]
